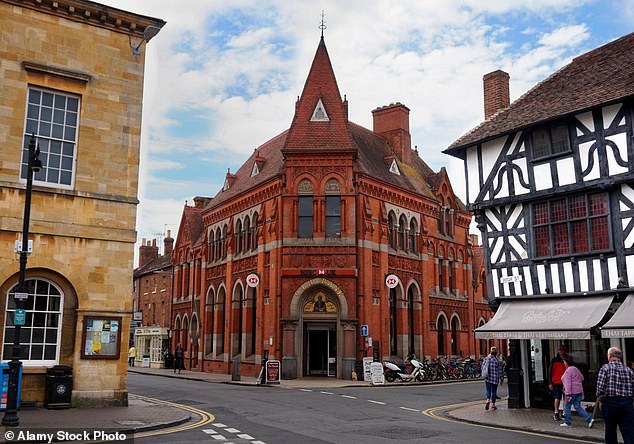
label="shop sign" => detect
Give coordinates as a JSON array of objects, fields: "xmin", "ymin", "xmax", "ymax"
[
  {"xmin": 266, "ymin": 360, "xmax": 281, "ymax": 384},
  {"xmin": 385, "ymin": 274, "xmax": 399, "ymax": 289},
  {"xmin": 246, "ymin": 273, "xmax": 260, "ymax": 288}
]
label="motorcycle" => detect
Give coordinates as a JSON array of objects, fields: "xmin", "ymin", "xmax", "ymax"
[
  {"xmin": 408, "ymin": 356, "xmax": 428, "ymax": 382},
  {"xmin": 383, "ymin": 360, "xmax": 414, "ymax": 382}
]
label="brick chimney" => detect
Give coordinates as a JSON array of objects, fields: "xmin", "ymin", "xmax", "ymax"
[
  {"xmin": 139, "ymin": 238, "xmax": 159, "ymax": 267},
  {"xmin": 483, "ymin": 70, "xmax": 510, "ymax": 119},
  {"xmin": 372, "ymin": 102, "xmax": 412, "ymax": 165},
  {"xmin": 163, "ymin": 230, "xmax": 174, "ymax": 257}
]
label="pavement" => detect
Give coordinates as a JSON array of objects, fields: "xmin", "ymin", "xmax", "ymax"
[{"xmin": 0, "ymin": 366, "xmax": 613, "ymax": 443}]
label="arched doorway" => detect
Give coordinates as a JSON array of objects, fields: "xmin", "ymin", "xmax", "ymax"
[
  {"xmin": 302, "ymin": 290, "xmax": 338, "ymax": 376},
  {"xmin": 437, "ymin": 313, "xmax": 447, "ymax": 356}
]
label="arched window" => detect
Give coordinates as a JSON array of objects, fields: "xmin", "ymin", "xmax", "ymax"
[
  {"xmin": 445, "ymin": 207, "xmax": 452, "ymax": 237},
  {"xmin": 235, "ymin": 220, "xmax": 243, "ymax": 255},
  {"xmin": 244, "ymin": 216, "xmax": 251, "ymax": 252},
  {"xmin": 298, "ymin": 179, "xmax": 314, "ymax": 238},
  {"xmin": 398, "ymin": 214, "xmax": 407, "ymax": 250},
  {"xmin": 252, "ymin": 212, "xmax": 259, "ymax": 250},
  {"xmin": 448, "ymin": 248, "xmax": 455, "ymax": 295},
  {"xmin": 325, "ymin": 179, "xmax": 341, "ymax": 237},
  {"xmin": 209, "ymin": 230, "xmax": 215, "ymax": 262},
  {"xmin": 437, "ymin": 315, "xmax": 446, "ymax": 356},
  {"xmin": 232, "ymin": 284, "xmax": 244, "ymax": 357},
  {"xmin": 215, "ymin": 227, "xmax": 222, "ymax": 260},
  {"xmin": 216, "ymin": 288, "xmax": 225, "ymax": 354},
  {"xmin": 205, "ymin": 287, "xmax": 215, "ymax": 356},
  {"xmin": 438, "ymin": 247, "xmax": 445, "ymax": 291},
  {"xmin": 451, "ymin": 316, "xmax": 460, "ymax": 356},
  {"xmin": 222, "ymin": 225, "xmax": 227, "ymax": 258},
  {"xmin": 3, "ymin": 278, "xmax": 64, "ymax": 365},
  {"xmin": 409, "ymin": 219, "xmax": 418, "ymax": 253},
  {"xmin": 246, "ymin": 286, "xmax": 257, "ymax": 356},
  {"xmin": 388, "ymin": 211, "xmax": 397, "ymax": 249},
  {"xmin": 389, "ymin": 287, "xmax": 398, "ymax": 356},
  {"xmin": 407, "ymin": 286, "xmax": 415, "ymax": 355},
  {"xmin": 438, "ymin": 199, "xmax": 445, "ymax": 235}
]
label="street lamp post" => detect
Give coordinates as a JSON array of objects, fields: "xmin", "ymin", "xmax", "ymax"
[{"xmin": 2, "ymin": 135, "xmax": 41, "ymax": 426}]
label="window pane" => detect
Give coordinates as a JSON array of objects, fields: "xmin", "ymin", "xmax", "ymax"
[
  {"xmin": 29, "ymin": 90, "xmax": 41, "ymax": 104},
  {"xmin": 31, "ymin": 345, "xmax": 43, "ymax": 360},
  {"xmin": 45, "ymin": 329, "xmax": 57, "ymax": 343},
  {"xmin": 534, "ymin": 203, "xmax": 549, "ymax": 224},
  {"xmin": 40, "ymin": 107, "xmax": 52, "ymax": 122},
  {"xmin": 551, "ymin": 199, "xmax": 567, "ymax": 222},
  {"xmin": 569, "ymin": 196, "xmax": 587, "ymax": 219},
  {"xmin": 41, "ymin": 92, "xmax": 53, "ymax": 106},
  {"xmin": 298, "ymin": 217, "xmax": 313, "ymax": 238},
  {"xmin": 532, "ymin": 128, "xmax": 550, "ymax": 158},
  {"xmin": 48, "ymin": 296, "xmax": 60, "ymax": 311},
  {"xmin": 326, "ymin": 196, "xmax": 341, "ymax": 216},
  {"xmin": 590, "ymin": 193, "xmax": 608, "ymax": 216},
  {"xmin": 553, "ymin": 223, "xmax": 569, "ymax": 255},
  {"xmin": 571, "ymin": 220, "xmax": 589, "ymax": 253},
  {"xmin": 44, "ymin": 345, "xmax": 56, "ymax": 360},
  {"xmin": 298, "ymin": 196, "xmax": 313, "ymax": 216},
  {"xmin": 591, "ymin": 217, "xmax": 609, "ymax": 250},
  {"xmin": 535, "ymin": 226, "xmax": 550, "ymax": 256},
  {"xmin": 4, "ymin": 328, "xmax": 14, "ymax": 344},
  {"xmin": 32, "ymin": 328, "xmax": 45, "ymax": 343},
  {"xmin": 35, "ymin": 295, "xmax": 47, "ymax": 310},
  {"xmin": 67, "ymin": 97, "xmax": 78, "ymax": 112},
  {"xmin": 326, "ymin": 217, "xmax": 341, "ymax": 237},
  {"xmin": 60, "ymin": 170, "xmax": 72, "ymax": 185},
  {"xmin": 550, "ymin": 125, "xmax": 570, "ymax": 154}
]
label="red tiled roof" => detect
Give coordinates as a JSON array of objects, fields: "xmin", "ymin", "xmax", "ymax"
[
  {"xmin": 446, "ymin": 32, "xmax": 634, "ymax": 156},
  {"xmin": 183, "ymin": 205, "xmax": 205, "ymax": 246}
]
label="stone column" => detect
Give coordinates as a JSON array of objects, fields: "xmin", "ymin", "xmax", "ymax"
[
  {"xmin": 341, "ymin": 321, "xmax": 357, "ymax": 380},
  {"xmin": 281, "ymin": 320, "xmax": 297, "ymax": 379}
]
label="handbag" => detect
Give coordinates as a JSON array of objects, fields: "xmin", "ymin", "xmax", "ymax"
[{"xmin": 482, "ymin": 358, "xmax": 489, "ymax": 378}]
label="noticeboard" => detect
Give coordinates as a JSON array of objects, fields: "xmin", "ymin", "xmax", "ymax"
[
  {"xmin": 265, "ymin": 360, "xmax": 281, "ymax": 384},
  {"xmin": 81, "ymin": 316, "xmax": 121, "ymax": 359}
]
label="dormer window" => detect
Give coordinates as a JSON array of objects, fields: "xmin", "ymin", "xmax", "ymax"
[
  {"xmin": 310, "ymin": 98, "xmax": 329, "ymax": 122},
  {"xmin": 389, "ymin": 159, "xmax": 401, "ymax": 175},
  {"xmin": 531, "ymin": 123, "xmax": 571, "ymax": 159}
]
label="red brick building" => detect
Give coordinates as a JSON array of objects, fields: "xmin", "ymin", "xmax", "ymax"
[
  {"xmin": 171, "ymin": 37, "xmax": 492, "ymax": 378},
  {"xmin": 132, "ymin": 233, "xmax": 174, "ymax": 367}
]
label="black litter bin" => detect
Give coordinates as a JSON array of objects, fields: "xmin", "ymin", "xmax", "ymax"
[
  {"xmin": 164, "ymin": 353, "xmax": 174, "ymax": 369},
  {"xmin": 45, "ymin": 365, "xmax": 72, "ymax": 409}
]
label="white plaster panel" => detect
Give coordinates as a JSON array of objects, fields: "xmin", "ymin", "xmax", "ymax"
[
  {"xmin": 556, "ymin": 157, "xmax": 576, "ymax": 186},
  {"xmin": 466, "ymin": 146, "xmax": 480, "ymax": 205},
  {"xmin": 575, "ymin": 111, "xmax": 594, "ymax": 133},
  {"xmin": 621, "ymin": 184, "xmax": 634, "ymax": 211},
  {"xmin": 593, "ymin": 259, "xmax": 602, "ymax": 291},
  {"xmin": 563, "ymin": 262, "xmax": 574, "ymax": 293},
  {"xmin": 509, "ymin": 236, "xmax": 525, "ymax": 261},
  {"xmin": 512, "ymin": 266, "xmax": 522, "ymax": 295},
  {"xmin": 496, "ymin": 170, "xmax": 509, "ymax": 199},
  {"xmin": 627, "ymin": 255, "xmax": 634, "ymax": 287},
  {"xmin": 608, "ymin": 257, "xmax": 618, "ymax": 289},
  {"xmin": 509, "ymin": 204, "xmax": 523, "ymax": 227},
  {"xmin": 512, "ymin": 157, "xmax": 530, "ymax": 195},
  {"xmin": 578, "ymin": 261, "xmax": 588, "ymax": 292},
  {"xmin": 579, "ymin": 141, "xmax": 600, "ymax": 181},
  {"xmin": 490, "ymin": 238, "xmax": 503, "ymax": 264},
  {"xmin": 523, "ymin": 266, "xmax": 533, "ymax": 295},
  {"xmin": 533, "ymin": 163, "xmax": 552, "ymax": 190},
  {"xmin": 602, "ymin": 103, "xmax": 622, "ymax": 128},
  {"xmin": 551, "ymin": 264, "xmax": 561, "ymax": 294},
  {"xmin": 624, "ymin": 218, "xmax": 634, "ymax": 248},
  {"xmin": 481, "ymin": 136, "xmax": 507, "ymax": 194},
  {"xmin": 537, "ymin": 264, "xmax": 547, "ymax": 294},
  {"xmin": 492, "ymin": 269, "xmax": 499, "ymax": 298},
  {"xmin": 486, "ymin": 209, "xmax": 501, "ymax": 231},
  {"xmin": 499, "ymin": 268, "xmax": 510, "ymax": 296},
  {"xmin": 606, "ymin": 133, "xmax": 628, "ymax": 175}
]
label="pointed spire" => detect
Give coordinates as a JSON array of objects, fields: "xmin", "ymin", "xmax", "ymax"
[{"xmin": 283, "ymin": 37, "xmax": 353, "ymax": 151}]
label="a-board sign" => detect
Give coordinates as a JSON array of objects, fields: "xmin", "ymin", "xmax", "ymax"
[
  {"xmin": 265, "ymin": 360, "xmax": 281, "ymax": 384},
  {"xmin": 370, "ymin": 362, "xmax": 385, "ymax": 385},
  {"xmin": 362, "ymin": 357, "xmax": 373, "ymax": 382}
]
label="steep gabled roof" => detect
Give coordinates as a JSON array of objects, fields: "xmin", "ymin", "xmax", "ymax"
[
  {"xmin": 446, "ymin": 32, "xmax": 634, "ymax": 156},
  {"xmin": 283, "ymin": 37, "xmax": 354, "ymax": 151},
  {"xmin": 174, "ymin": 204, "xmax": 205, "ymax": 250}
]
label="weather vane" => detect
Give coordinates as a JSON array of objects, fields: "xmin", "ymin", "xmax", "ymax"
[{"xmin": 319, "ymin": 10, "xmax": 326, "ymax": 38}]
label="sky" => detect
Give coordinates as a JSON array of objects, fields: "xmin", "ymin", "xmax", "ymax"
[{"xmin": 99, "ymin": 0, "xmax": 634, "ymax": 261}]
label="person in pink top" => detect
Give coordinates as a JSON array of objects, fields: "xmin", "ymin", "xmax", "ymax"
[{"xmin": 561, "ymin": 357, "xmax": 594, "ymax": 428}]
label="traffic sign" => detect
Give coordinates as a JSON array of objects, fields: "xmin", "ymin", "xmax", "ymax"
[
  {"xmin": 14, "ymin": 309, "xmax": 26, "ymax": 326},
  {"xmin": 246, "ymin": 273, "xmax": 260, "ymax": 288},
  {"xmin": 385, "ymin": 274, "xmax": 399, "ymax": 288},
  {"xmin": 360, "ymin": 325, "xmax": 368, "ymax": 336}
]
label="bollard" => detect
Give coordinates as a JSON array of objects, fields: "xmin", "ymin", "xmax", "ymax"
[{"xmin": 231, "ymin": 358, "xmax": 241, "ymax": 381}]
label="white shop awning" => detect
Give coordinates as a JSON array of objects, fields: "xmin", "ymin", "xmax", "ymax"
[
  {"xmin": 601, "ymin": 295, "xmax": 634, "ymax": 338},
  {"xmin": 475, "ymin": 296, "xmax": 614, "ymax": 340}
]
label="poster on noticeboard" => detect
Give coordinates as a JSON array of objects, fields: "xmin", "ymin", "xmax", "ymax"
[{"xmin": 81, "ymin": 316, "xmax": 121, "ymax": 359}]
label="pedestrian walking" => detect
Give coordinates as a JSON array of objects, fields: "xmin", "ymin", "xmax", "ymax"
[
  {"xmin": 483, "ymin": 346, "xmax": 504, "ymax": 411},
  {"xmin": 174, "ymin": 343, "xmax": 184, "ymax": 374},
  {"xmin": 549, "ymin": 345, "xmax": 568, "ymax": 421},
  {"xmin": 560, "ymin": 357, "xmax": 594, "ymax": 428},
  {"xmin": 596, "ymin": 346, "xmax": 634, "ymax": 444},
  {"xmin": 128, "ymin": 344, "xmax": 136, "ymax": 367}
]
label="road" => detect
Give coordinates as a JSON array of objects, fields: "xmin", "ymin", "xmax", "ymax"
[{"xmin": 128, "ymin": 373, "xmax": 574, "ymax": 444}]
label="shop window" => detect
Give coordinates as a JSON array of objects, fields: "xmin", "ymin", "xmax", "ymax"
[
  {"xmin": 22, "ymin": 87, "xmax": 80, "ymax": 188},
  {"xmin": 3, "ymin": 278, "xmax": 64, "ymax": 365}
]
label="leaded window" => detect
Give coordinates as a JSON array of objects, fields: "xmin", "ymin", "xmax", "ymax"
[{"xmin": 532, "ymin": 123, "xmax": 571, "ymax": 159}]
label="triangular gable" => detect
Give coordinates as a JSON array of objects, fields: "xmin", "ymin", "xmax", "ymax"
[
  {"xmin": 310, "ymin": 98, "xmax": 329, "ymax": 122},
  {"xmin": 250, "ymin": 162, "xmax": 260, "ymax": 177}
]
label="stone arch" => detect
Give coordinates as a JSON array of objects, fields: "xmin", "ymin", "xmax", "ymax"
[
  {"xmin": 449, "ymin": 313, "xmax": 462, "ymax": 330},
  {"xmin": 289, "ymin": 278, "xmax": 348, "ymax": 319},
  {"xmin": 296, "ymin": 176, "xmax": 316, "ymax": 193}
]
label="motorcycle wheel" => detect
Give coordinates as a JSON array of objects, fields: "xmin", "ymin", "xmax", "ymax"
[
  {"xmin": 415, "ymin": 372, "xmax": 425, "ymax": 382},
  {"xmin": 385, "ymin": 372, "xmax": 396, "ymax": 383}
]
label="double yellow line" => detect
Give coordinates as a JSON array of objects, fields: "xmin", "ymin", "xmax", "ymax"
[
  {"xmin": 132, "ymin": 395, "xmax": 215, "ymax": 439},
  {"xmin": 422, "ymin": 401, "xmax": 596, "ymax": 443}
]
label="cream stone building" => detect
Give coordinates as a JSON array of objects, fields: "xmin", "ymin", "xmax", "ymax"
[{"xmin": 0, "ymin": 0, "xmax": 163, "ymax": 406}]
